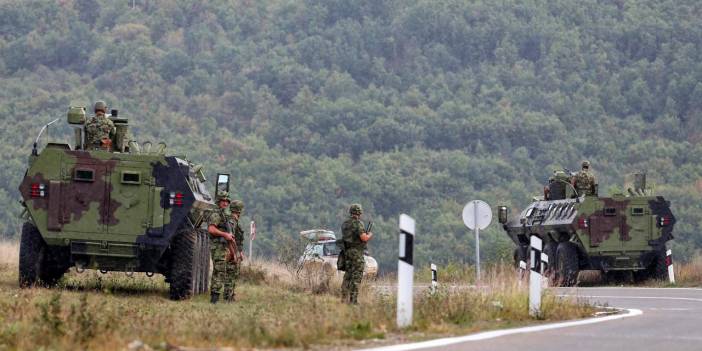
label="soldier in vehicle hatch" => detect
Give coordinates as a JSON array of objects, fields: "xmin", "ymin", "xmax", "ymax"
[
  {"xmin": 84, "ymin": 100, "xmax": 116, "ymax": 151},
  {"xmin": 573, "ymin": 160, "xmax": 597, "ymax": 196},
  {"xmin": 207, "ymin": 191, "xmax": 237, "ymax": 304},
  {"xmin": 340, "ymin": 203, "xmax": 373, "ymax": 304}
]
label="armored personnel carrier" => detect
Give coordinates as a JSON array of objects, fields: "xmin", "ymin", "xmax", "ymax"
[
  {"xmin": 499, "ymin": 171, "xmax": 675, "ymax": 286},
  {"xmin": 18, "ymin": 106, "xmax": 220, "ymax": 299}
]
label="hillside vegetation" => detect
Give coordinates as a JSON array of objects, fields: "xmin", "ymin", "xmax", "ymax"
[{"xmin": 1, "ymin": 0, "xmax": 701, "ymax": 270}]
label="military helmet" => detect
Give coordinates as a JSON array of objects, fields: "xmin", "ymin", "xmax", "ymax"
[
  {"xmin": 349, "ymin": 203, "xmax": 363, "ymax": 215},
  {"xmin": 94, "ymin": 100, "xmax": 107, "ymax": 113},
  {"xmin": 582, "ymin": 160, "xmax": 591, "ymax": 169},
  {"xmin": 216, "ymin": 190, "xmax": 231, "ymax": 202},
  {"xmin": 230, "ymin": 200, "xmax": 244, "ymax": 213}
]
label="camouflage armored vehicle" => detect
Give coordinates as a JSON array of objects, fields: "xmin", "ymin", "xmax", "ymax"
[
  {"xmin": 18, "ymin": 105, "xmax": 220, "ymax": 299},
  {"xmin": 499, "ymin": 171, "xmax": 675, "ymax": 286}
]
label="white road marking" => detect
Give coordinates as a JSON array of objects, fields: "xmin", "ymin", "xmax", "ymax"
[
  {"xmin": 358, "ymin": 308, "xmax": 643, "ymax": 351},
  {"xmin": 558, "ymin": 287, "xmax": 702, "ymax": 291},
  {"xmin": 558, "ymin": 295, "xmax": 702, "ymax": 303}
]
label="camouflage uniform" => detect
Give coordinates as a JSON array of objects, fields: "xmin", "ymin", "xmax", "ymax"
[
  {"xmin": 341, "ymin": 204, "xmax": 366, "ymax": 304},
  {"xmin": 84, "ymin": 101, "xmax": 115, "ymax": 150},
  {"xmin": 208, "ymin": 207, "xmax": 238, "ymax": 302},
  {"xmin": 574, "ymin": 161, "xmax": 597, "ymax": 196},
  {"xmin": 230, "ymin": 200, "xmax": 249, "ymax": 301}
]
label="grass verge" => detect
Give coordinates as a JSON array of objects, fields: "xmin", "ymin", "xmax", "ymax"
[{"xmin": 0, "ymin": 241, "xmax": 600, "ymax": 350}]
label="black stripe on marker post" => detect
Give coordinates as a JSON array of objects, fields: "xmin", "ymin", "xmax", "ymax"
[
  {"xmin": 400, "ymin": 230, "xmax": 413, "ymax": 265},
  {"xmin": 531, "ymin": 247, "xmax": 541, "ymax": 273}
]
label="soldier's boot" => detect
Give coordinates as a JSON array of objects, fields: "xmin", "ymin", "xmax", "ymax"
[
  {"xmin": 210, "ymin": 292, "xmax": 220, "ymax": 304},
  {"xmin": 223, "ymin": 289, "xmax": 235, "ymax": 303},
  {"xmin": 349, "ymin": 292, "xmax": 358, "ymax": 305}
]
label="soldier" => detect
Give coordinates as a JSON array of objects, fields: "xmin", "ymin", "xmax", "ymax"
[
  {"xmin": 227, "ymin": 199, "xmax": 246, "ymax": 301},
  {"xmin": 207, "ymin": 191, "xmax": 236, "ymax": 304},
  {"xmin": 573, "ymin": 160, "xmax": 597, "ymax": 196},
  {"xmin": 340, "ymin": 203, "xmax": 373, "ymax": 304},
  {"xmin": 84, "ymin": 101, "xmax": 116, "ymax": 151}
]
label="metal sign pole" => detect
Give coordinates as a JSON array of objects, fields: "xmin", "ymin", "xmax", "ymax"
[
  {"xmin": 474, "ymin": 201, "xmax": 480, "ymax": 284},
  {"xmin": 249, "ymin": 220, "xmax": 255, "ymax": 261},
  {"xmin": 462, "ymin": 200, "xmax": 492, "ymax": 287},
  {"xmin": 249, "ymin": 236, "xmax": 253, "ymax": 261},
  {"xmin": 667, "ymin": 249, "xmax": 675, "ymax": 284}
]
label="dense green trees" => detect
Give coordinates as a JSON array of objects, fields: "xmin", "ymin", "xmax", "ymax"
[{"xmin": 1, "ymin": 0, "xmax": 701, "ymax": 270}]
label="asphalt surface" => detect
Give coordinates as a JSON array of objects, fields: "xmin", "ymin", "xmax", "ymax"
[{"xmin": 368, "ymin": 286, "xmax": 702, "ymax": 351}]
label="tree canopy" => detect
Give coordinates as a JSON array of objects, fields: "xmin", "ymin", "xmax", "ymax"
[{"xmin": 1, "ymin": 0, "xmax": 701, "ymax": 271}]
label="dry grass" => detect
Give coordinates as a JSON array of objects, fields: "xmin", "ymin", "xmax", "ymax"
[
  {"xmin": 673, "ymin": 257, "xmax": 702, "ymax": 287},
  {"xmin": 0, "ymin": 240, "xmax": 19, "ymax": 269},
  {"xmin": 0, "ymin": 241, "xmax": 600, "ymax": 350}
]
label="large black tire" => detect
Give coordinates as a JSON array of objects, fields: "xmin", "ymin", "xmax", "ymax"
[
  {"xmin": 19, "ymin": 222, "xmax": 45, "ymax": 287},
  {"xmin": 38, "ymin": 258, "xmax": 68, "ymax": 287},
  {"xmin": 650, "ymin": 249, "xmax": 668, "ymax": 281},
  {"xmin": 193, "ymin": 230, "xmax": 202, "ymax": 295},
  {"xmin": 19, "ymin": 222, "xmax": 68, "ymax": 288},
  {"xmin": 543, "ymin": 242, "xmax": 558, "ymax": 275},
  {"xmin": 192, "ymin": 229, "xmax": 211, "ymax": 294},
  {"xmin": 199, "ymin": 230, "xmax": 211, "ymax": 294},
  {"xmin": 556, "ymin": 242, "xmax": 579, "ymax": 287},
  {"xmin": 169, "ymin": 229, "xmax": 198, "ymax": 300},
  {"xmin": 513, "ymin": 245, "xmax": 528, "ymax": 268}
]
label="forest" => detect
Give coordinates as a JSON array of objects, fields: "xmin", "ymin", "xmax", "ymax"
[{"xmin": 0, "ymin": 0, "xmax": 701, "ymax": 271}]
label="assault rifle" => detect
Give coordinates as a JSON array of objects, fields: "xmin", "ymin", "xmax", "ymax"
[{"xmin": 223, "ymin": 211, "xmax": 242, "ymax": 264}]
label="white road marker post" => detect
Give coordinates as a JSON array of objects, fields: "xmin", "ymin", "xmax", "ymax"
[
  {"xmin": 397, "ymin": 214, "xmax": 415, "ymax": 328},
  {"xmin": 249, "ymin": 220, "xmax": 256, "ymax": 260},
  {"xmin": 666, "ymin": 249, "xmax": 675, "ymax": 284},
  {"xmin": 430, "ymin": 263, "xmax": 438, "ymax": 294},
  {"xmin": 518, "ymin": 260, "xmax": 527, "ymax": 287},
  {"xmin": 529, "ymin": 235, "xmax": 543, "ymax": 317}
]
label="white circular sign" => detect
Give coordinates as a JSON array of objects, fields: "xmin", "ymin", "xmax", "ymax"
[{"xmin": 462, "ymin": 200, "xmax": 492, "ymax": 230}]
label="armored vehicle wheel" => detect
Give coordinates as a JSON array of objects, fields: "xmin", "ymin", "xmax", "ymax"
[
  {"xmin": 556, "ymin": 242, "xmax": 579, "ymax": 287},
  {"xmin": 192, "ymin": 230, "xmax": 202, "ymax": 294},
  {"xmin": 169, "ymin": 228, "xmax": 198, "ymax": 300},
  {"xmin": 192, "ymin": 229, "xmax": 210, "ymax": 294},
  {"xmin": 19, "ymin": 222, "xmax": 45, "ymax": 287},
  {"xmin": 513, "ymin": 245, "xmax": 528, "ymax": 267},
  {"xmin": 650, "ymin": 249, "xmax": 667, "ymax": 281},
  {"xmin": 633, "ymin": 269, "xmax": 650, "ymax": 283},
  {"xmin": 169, "ymin": 227, "xmax": 211, "ymax": 299},
  {"xmin": 199, "ymin": 230, "xmax": 211, "ymax": 293},
  {"xmin": 543, "ymin": 242, "xmax": 558, "ymax": 275},
  {"xmin": 38, "ymin": 259, "xmax": 68, "ymax": 287}
]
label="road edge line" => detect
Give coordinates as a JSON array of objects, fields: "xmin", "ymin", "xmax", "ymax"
[{"xmin": 358, "ymin": 308, "xmax": 643, "ymax": 351}]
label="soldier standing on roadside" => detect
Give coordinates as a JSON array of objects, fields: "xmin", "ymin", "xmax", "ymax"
[
  {"xmin": 227, "ymin": 199, "xmax": 246, "ymax": 302},
  {"xmin": 340, "ymin": 204, "xmax": 373, "ymax": 304},
  {"xmin": 84, "ymin": 100, "xmax": 116, "ymax": 151},
  {"xmin": 573, "ymin": 160, "xmax": 597, "ymax": 196},
  {"xmin": 207, "ymin": 191, "xmax": 236, "ymax": 304}
]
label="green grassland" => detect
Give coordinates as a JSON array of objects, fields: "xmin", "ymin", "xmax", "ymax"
[{"xmin": 0, "ymin": 242, "xmax": 598, "ymax": 350}]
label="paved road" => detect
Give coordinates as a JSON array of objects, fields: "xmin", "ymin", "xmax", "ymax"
[{"xmin": 367, "ymin": 287, "xmax": 702, "ymax": 351}]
